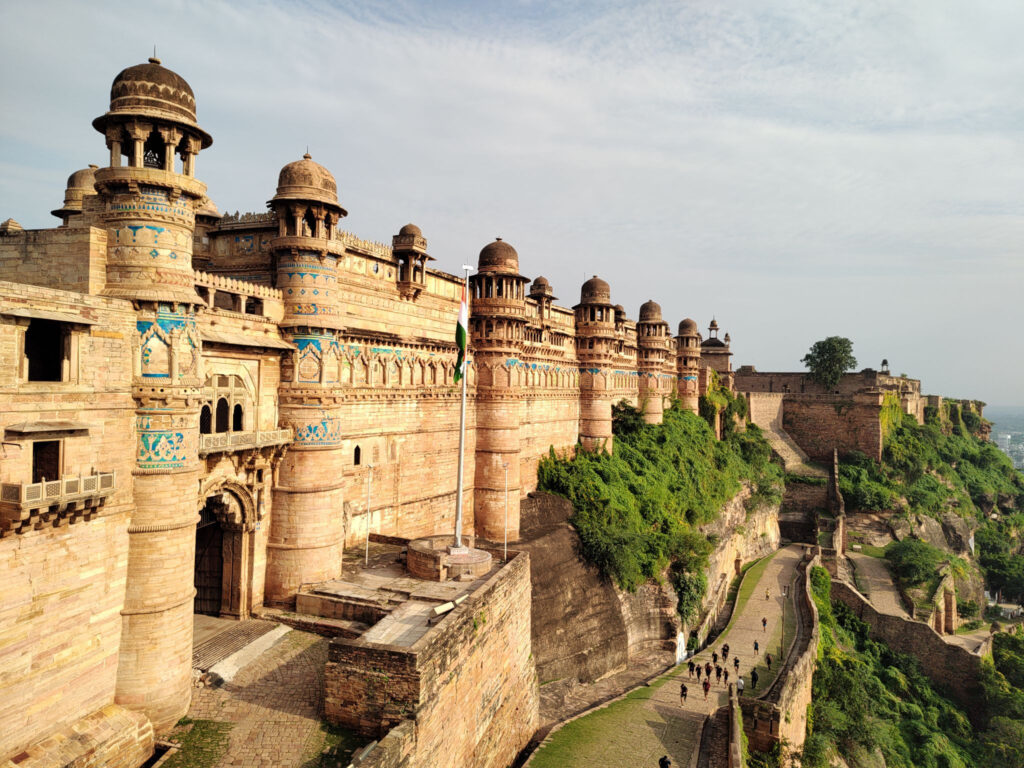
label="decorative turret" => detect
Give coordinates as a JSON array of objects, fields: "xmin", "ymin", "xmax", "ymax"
[
  {"xmin": 575, "ymin": 275, "xmax": 618, "ymax": 452},
  {"xmin": 700, "ymin": 318, "xmax": 733, "ymax": 388},
  {"xmin": 636, "ymin": 300, "xmax": 671, "ymax": 424},
  {"xmin": 675, "ymin": 318, "xmax": 701, "ymax": 413},
  {"xmin": 267, "ymin": 153, "xmax": 348, "ymax": 606},
  {"xmin": 469, "ymin": 238, "xmax": 529, "ymax": 542},
  {"xmin": 393, "ymin": 223, "xmax": 433, "ymax": 300},
  {"xmin": 91, "ymin": 56, "xmax": 212, "ymax": 734},
  {"xmin": 51, "ymin": 165, "xmax": 98, "ymax": 226},
  {"xmin": 92, "ymin": 57, "xmax": 211, "ymax": 304},
  {"xmin": 529, "ymin": 275, "xmax": 557, "ymax": 323},
  {"xmin": 268, "ymin": 153, "xmax": 346, "ymax": 330}
]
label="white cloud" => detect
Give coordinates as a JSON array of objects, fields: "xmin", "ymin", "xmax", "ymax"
[{"xmin": 1, "ymin": 0, "xmax": 1022, "ymax": 403}]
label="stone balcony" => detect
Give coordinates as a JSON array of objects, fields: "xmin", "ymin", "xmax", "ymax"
[
  {"xmin": 198, "ymin": 428, "xmax": 293, "ymax": 456},
  {"xmin": 0, "ymin": 471, "xmax": 116, "ymax": 536}
]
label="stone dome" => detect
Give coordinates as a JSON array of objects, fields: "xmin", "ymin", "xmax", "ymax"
[
  {"xmin": 399, "ymin": 223, "xmax": 422, "ymax": 237},
  {"xmin": 639, "ymin": 300, "xmax": 662, "ymax": 322},
  {"xmin": 52, "ymin": 165, "xmax": 99, "ymax": 219},
  {"xmin": 709, "ymin": 318, "xmax": 720, "ymax": 332},
  {"xmin": 195, "ymin": 197, "xmax": 221, "ymax": 219},
  {"xmin": 93, "ymin": 58, "xmax": 212, "ymax": 148},
  {"xmin": 270, "ymin": 153, "xmax": 345, "ymax": 212},
  {"xmin": 678, "ymin": 318, "xmax": 698, "ymax": 335},
  {"xmin": 532, "ymin": 276, "xmax": 549, "ymax": 287},
  {"xmin": 580, "ymin": 275, "xmax": 611, "ymax": 304},
  {"xmin": 478, "ymin": 238, "xmax": 520, "ymax": 274}
]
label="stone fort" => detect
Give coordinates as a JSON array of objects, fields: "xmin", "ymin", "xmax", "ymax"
[{"xmin": 0, "ymin": 57, "xmax": 743, "ymax": 766}]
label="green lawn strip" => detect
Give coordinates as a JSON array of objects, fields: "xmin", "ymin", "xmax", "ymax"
[
  {"xmin": 529, "ymin": 679, "xmax": 674, "ymax": 767},
  {"xmin": 720, "ymin": 552, "xmax": 777, "ymax": 638},
  {"xmin": 858, "ymin": 543, "xmax": 888, "ymax": 558},
  {"xmin": 163, "ymin": 719, "xmax": 233, "ymax": 768}
]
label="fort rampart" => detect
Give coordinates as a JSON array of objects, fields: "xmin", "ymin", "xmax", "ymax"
[
  {"xmin": 324, "ymin": 550, "xmax": 537, "ymax": 768},
  {"xmin": 830, "ymin": 579, "xmax": 990, "ymax": 721}
]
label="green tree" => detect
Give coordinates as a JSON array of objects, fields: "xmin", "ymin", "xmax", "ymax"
[{"xmin": 801, "ymin": 336, "xmax": 857, "ymax": 391}]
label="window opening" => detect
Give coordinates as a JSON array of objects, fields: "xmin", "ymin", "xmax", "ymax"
[
  {"xmin": 25, "ymin": 319, "xmax": 67, "ymax": 382},
  {"xmin": 200, "ymin": 405, "xmax": 212, "ymax": 434},
  {"xmin": 354, "ymin": 445, "xmax": 361, "ymax": 465},
  {"xmin": 32, "ymin": 440, "xmax": 61, "ymax": 484},
  {"xmin": 215, "ymin": 398, "xmax": 229, "ymax": 433},
  {"xmin": 232, "ymin": 404, "xmax": 244, "ymax": 432}
]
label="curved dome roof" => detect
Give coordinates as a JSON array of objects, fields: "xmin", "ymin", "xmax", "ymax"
[
  {"xmin": 702, "ymin": 337, "xmax": 727, "ymax": 348},
  {"xmin": 677, "ymin": 317, "xmax": 698, "ymax": 335},
  {"xmin": 270, "ymin": 153, "xmax": 345, "ymax": 212},
  {"xmin": 639, "ymin": 300, "xmax": 662, "ymax": 322},
  {"xmin": 478, "ymin": 238, "xmax": 520, "ymax": 274},
  {"xmin": 52, "ymin": 164, "xmax": 99, "ymax": 219},
  {"xmin": 399, "ymin": 223, "xmax": 422, "ymax": 237},
  {"xmin": 580, "ymin": 275, "xmax": 611, "ymax": 304},
  {"xmin": 532, "ymin": 275, "xmax": 549, "ymax": 286},
  {"xmin": 66, "ymin": 165, "xmax": 98, "ymax": 191},
  {"xmin": 92, "ymin": 58, "xmax": 211, "ymax": 148}
]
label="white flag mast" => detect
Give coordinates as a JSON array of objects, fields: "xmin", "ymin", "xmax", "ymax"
[{"xmin": 452, "ymin": 264, "xmax": 474, "ymax": 551}]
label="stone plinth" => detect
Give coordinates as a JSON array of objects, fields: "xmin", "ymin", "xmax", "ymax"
[{"xmin": 407, "ymin": 535, "xmax": 493, "ymax": 582}]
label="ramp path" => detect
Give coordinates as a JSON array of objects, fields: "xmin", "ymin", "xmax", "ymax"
[{"xmin": 527, "ymin": 545, "xmax": 805, "ymax": 768}]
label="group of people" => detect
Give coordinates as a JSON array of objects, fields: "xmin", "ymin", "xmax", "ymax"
[{"xmin": 678, "ymin": 639, "xmax": 775, "ymax": 705}]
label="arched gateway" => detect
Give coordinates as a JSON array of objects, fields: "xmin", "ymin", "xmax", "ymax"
[{"xmin": 194, "ymin": 481, "xmax": 258, "ymax": 620}]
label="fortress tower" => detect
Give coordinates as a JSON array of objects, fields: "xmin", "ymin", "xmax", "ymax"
[
  {"xmin": 575, "ymin": 276, "xmax": 617, "ymax": 452},
  {"xmin": 266, "ymin": 154, "xmax": 348, "ymax": 604},
  {"xmin": 91, "ymin": 57, "xmax": 211, "ymax": 731},
  {"xmin": 637, "ymin": 300, "xmax": 671, "ymax": 424},
  {"xmin": 469, "ymin": 239, "xmax": 528, "ymax": 541},
  {"xmin": 676, "ymin": 318, "xmax": 701, "ymax": 413}
]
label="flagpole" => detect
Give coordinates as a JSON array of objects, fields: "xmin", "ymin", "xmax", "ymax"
[{"xmin": 453, "ymin": 264, "xmax": 473, "ymax": 550}]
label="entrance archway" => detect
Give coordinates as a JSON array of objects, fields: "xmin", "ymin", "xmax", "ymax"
[
  {"xmin": 194, "ymin": 504, "xmax": 224, "ymax": 615},
  {"xmin": 193, "ymin": 484, "xmax": 257, "ymax": 619}
]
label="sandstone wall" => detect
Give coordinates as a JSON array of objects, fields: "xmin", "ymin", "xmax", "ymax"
[
  {"xmin": 0, "ymin": 283, "xmax": 140, "ymax": 761},
  {"xmin": 782, "ymin": 395, "xmax": 884, "ymax": 462},
  {"xmin": 324, "ymin": 552, "xmax": 537, "ymax": 768},
  {"xmin": 745, "ymin": 392, "xmax": 784, "ymax": 430},
  {"xmin": 830, "ymin": 579, "xmax": 988, "ymax": 721},
  {"xmin": 0, "ymin": 227, "xmax": 107, "ymax": 295},
  {"xmin": 4, "ymin": 705, "xmax": 153, "ymax": 768}
]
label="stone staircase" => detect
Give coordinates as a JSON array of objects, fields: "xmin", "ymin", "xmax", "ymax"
[{"xmin": 760, "ymin": 425, "xmax": 825, "ymax": 477}]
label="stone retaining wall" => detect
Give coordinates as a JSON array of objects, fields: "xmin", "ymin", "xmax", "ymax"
[
  {"xmin": 830, "ymin": 579, "xmax": 989, "ymax": 722},
  {"xmin": 3, "ymin": 704, "xmax": 153, "ymax": 768},
  {"xmin": 324, "ymin": 551, "xmax": 537, "ymax": 768}
]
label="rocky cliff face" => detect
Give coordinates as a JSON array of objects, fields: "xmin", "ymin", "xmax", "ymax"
[{"xmin": 518, "ymin": 487, "xmax": 781, "ymax": 686}]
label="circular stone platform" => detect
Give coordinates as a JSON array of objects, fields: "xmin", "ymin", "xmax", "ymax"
[{"xmin": 408, "ymin": 535, "xmax": 493, "ymax": 582}]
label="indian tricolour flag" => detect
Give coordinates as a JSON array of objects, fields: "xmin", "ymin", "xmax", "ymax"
[{"xmin": 454, "ymin": 279, "xmax": 468, "ymax": 383}]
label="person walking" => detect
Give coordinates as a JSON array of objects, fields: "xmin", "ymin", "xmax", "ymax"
[
  {"xmin": 722, "ymin": 642, "xmax": 730, "ymax": 658},
  {"xmin": 754, "ymin": 639, "xmax": 759, "ymax": 655},
  {"xmin": 712, "ymin": 651, "xmax": 718, "ymax": 665},
  {"xmin": 688, "ymin": 660, "xmax": 695, "ymax": 678},
  {"xmin": 737, "ymin": 676, "xmax": 745, "ymax": 693},
  {"xmin": 762, "ymin": 617, "xmax": 767, "ymax": 632},
  {"xmin": 723, "ymin": 668, "xmax": 730, "ymax": 686},
  {"xmin": 680, "ymin": 682, "xmax": 688, "ymax": 704},
  {"xmin": 702, "ymin": 678, "xmax": 711, "ymax": 700},
  {"xmin": 696, "ymin": 664, "xmax": 702, "ymax": 681},
  {"xmin": 751, "ymin": 668, "xmax": 759, "ymax": 690},
  {"xmin": 765, "ymin": 587, "xmax": 771, "ymax": 600},
  {"xmin": 766, "ymin": 653, "xmax": 773, "ymax": 671},
  {"xmin": 659, "ymin": 756, "xmax": 672, "ymax": 768},
  {"xmin": 705, "ymin": 661, "xmax": 712, "ymax": 678},
  {"xmin": 733, "ymin": 656, "xmax": 740, "ymax": 673},
  {"xmin": 715, "ymin": 665, "xmax": 722, "ymax": 684}
]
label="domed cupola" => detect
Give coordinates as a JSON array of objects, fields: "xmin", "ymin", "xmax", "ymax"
[
  {"xmin": 477, "ymin": 237, "xmax": 521, "ymax": 275},
  {"xmin": 270, "ymin": 153, "xmax": 346, "ymax": 215},
  {"xmin": 51, "ymin": 164, "xmax": 99, "ymax": 224}
]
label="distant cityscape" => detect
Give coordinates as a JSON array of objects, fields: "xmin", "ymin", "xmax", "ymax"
[{"xmin": 989, "ymin": 407, "xmax": 1024, "ymax": 470}]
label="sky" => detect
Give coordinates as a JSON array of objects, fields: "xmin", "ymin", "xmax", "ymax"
[{"xmin": 1, "ymin": 0, "xmax": 1022, "ymax": 405}]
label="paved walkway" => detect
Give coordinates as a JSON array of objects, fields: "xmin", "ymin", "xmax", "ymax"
[
  {"xmin": 182, "ymin": 629, "xmax": 342, "ymax": 767},
  {"xmin": 847, "ymin": 551, "xmax": 909, "ymax": 618},
  {"xmin": 527, "ymin": 545, "xmax": 805, "ymax": 768}
]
